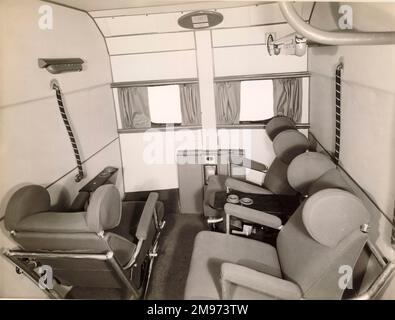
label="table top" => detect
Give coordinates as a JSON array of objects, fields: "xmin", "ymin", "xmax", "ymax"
[{"xmin": 212, "ymin": 191, "xmax": 301, "ymax": 223}]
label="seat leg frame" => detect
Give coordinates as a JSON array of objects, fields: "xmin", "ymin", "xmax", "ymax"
[{"xmin": 2, "ymin": 249, "xmax": 138, "ymax": 299}]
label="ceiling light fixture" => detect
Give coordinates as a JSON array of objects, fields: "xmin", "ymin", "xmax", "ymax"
[{"xmin": 178, "ymin": 10, "xmax": 223, "ymax": 29}]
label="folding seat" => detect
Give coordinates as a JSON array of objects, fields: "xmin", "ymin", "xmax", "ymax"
[
  {"xmin": 2, "ymin": 184, "xmax": 165, "ymax": 299},
  {"xmin": 184, "ymin": 178, "xmax": 371, "ymax": 299},
  {"xmin": 204, "ymin": 116, "xmax": 310, "ymax": 224}
]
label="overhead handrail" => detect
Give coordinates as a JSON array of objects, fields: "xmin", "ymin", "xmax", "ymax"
[{"xmin": 279, "ymin": 2, "xmax": 395, "ymax": 45}]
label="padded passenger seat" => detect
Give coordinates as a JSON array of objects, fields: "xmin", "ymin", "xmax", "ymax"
[
  {"xmin": 3, "ymin": 184, "xmax": 165, "ymax": 298},
  {"xmin": 185, "ymin": 165, "xmax": 370, "ymax": 300},
  {"xmin": 204, "ymin": 119, "xmax": 310, "ymax": 221}
]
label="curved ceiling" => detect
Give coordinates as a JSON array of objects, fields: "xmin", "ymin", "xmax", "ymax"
[{"xmin": 44, "ymin": 0, "xmax": 266, "ymax": 12}]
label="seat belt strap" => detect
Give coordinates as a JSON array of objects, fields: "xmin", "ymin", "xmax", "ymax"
[
  {"xmin": 334, "ymin": 63, "xmax": 343, "ymax": 165},
  {"xmin": 51, "ymin": 80, "xmax": 84, "ymax": 182}
]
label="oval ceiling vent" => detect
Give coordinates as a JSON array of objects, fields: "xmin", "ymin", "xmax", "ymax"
[{"xmin": 178, "ymin": 10, "xmax": 223, "ymax": 29}]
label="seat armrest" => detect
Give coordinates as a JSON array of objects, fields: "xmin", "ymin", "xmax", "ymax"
[
  {"xmin": 230, "ymin": 157, "xmax": 268, "ymax": 173},
  {"xmin": 221, "ymin": 263, "xmax": 302, "ymax": 300},
  {"xmin": 225, "ymin": 178, "xmax": 272, "ymax": 194},
  {"xmin": 135, "ymin": 192, "xmax": 159, "ymax": 241},
  {"xmin": 69, "ymin": 191, "xmax": 90, "ymax": 212},
  {"xmin": 224, "ymin": 203, "xmax": 282, "ymax": 231}
]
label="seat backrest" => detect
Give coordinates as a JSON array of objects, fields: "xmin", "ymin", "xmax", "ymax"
[
  {"xmin": 287, "ymin": 152, "xmax": 336, "ymax": 195},
  {"xmin": 287, "ymin": 152, "xmax": 354, "ymax": 196},
  {"xmin": 4, "ymin": 184, "xmax": 130, "ymax": 255},
  {"xmin": 276, "ymin": 188, "xmax": 370, "ymax": 299},
  {"xmin": 265, "ymin": 116, "xmax": 297, "ymax": 141},
  {"xmin": 264, "ymin": 129, "xmax": 310, "ymax": 194}
]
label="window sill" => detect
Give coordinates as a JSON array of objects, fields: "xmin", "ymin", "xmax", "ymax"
[
  {"xmin": 118, "ymin": 125, "xmax": 202, "ymax": 134},
  {"xmin": 217, "ymin": 123, "xmax": 310, "ymax": 130}
]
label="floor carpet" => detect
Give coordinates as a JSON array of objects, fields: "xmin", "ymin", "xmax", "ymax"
[{"xmin": 146, "ymin": 213, "xmax": 206, "ymax": 300}]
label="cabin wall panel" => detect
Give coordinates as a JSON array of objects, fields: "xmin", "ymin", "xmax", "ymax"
[
  {"xmin": 120, "ymin": 130, "xmax": 203, "ymax": 192},
  {"xmin": 107, "ymin": 32, "xmax": 195, "ymax": 55},
  {"xmin": 211, "ymin": 24, "xmax": 294, "ymax": 47},
  {"xmin": 0, "ymin": 0, "xmax": 121, "ymax": 298},
  {"xmin": 309, "ymin": 2, "xmax": 395, "ymax": 298},
  {"xmin": 0, "ymin": 2, "xmax": 111, "ymax": 107},
  {"xmin": 110, "ymin": 50, "xmax": 197, "ymax": 82},
  {"xmin": 0, "ymin": 1, "xmax": 121, "ymax": 217},
  {"xmin": 213, "ymin": 45, "xmax": 307, "ymax": 77},
  {"xmin": 308, "ymin": 32, "xmax": 395, "ymax": 221},
  {"xmin": 95, "ymin": 12, "xmax": 185, "ymax": 37},
  {"xmin": 47, "ymin": 139, "xmax": 124, "ymax": 208}
]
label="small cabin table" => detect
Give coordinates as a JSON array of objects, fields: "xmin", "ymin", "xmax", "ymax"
[{"xmin": 212, "ymin": 191, "xmax": 301, "ymax": 224}]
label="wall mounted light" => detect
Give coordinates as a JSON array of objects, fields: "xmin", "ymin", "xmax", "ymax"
[
  {"xmin": 267, "ymin": 33, "xmax": 307, "ymax": 57},
  {"xmin": 38, "ymin": 58, "xmax": 84, "ymax": 74}
]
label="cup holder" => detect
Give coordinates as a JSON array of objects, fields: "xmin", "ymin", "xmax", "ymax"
[{"xmin": 227, "ymin": 194, "xmax": 239, "ymax": 204}]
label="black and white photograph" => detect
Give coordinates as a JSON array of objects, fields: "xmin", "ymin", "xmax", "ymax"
[{"xmin": 0, "ymin": 0, "xmax": 394, "ymax": 308}]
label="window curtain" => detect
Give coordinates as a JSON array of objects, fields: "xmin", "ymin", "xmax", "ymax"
[
  {"xmin": 118, "ymin": 87, "xmax": 151, "ymax": 128},
  {"xmin": 180, "ymin": 83, "xmax": 201, "ymax": 125},
  {"xmin": 215, "ymin": 81, "xmax": 241, "ymax": 125},
  {"xmin": 272, "ymin": 78, "xmax": 302, "ymax": 122}
]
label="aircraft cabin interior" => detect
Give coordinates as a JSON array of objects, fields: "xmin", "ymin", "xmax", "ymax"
[{"xmin": 1, "ymin": 0, "xmax": 395, "ymax": 302}]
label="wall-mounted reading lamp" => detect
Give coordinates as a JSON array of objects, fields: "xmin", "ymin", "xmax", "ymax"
[
  {"xmin": 38, "ymin": 58, "xmax": 84, "ymax": 74},
  {"xmin": 267, "ymin": 33, "xmax": 307, "ymax": 57}
]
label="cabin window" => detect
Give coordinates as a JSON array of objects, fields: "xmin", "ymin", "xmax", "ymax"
[
  {"xmin": 214, "ymin": 77, "xmax": 303, "ymax": 126},
  {"xmin": 239, "ymin": 80, "xmax": 274, "ymax": 122},
  {"xmin": 148, "ymin": 85, "xmax": 182, "ymax": 125},
  {"xmin": 117, "ymin": 83, "xmax": 201, "ymax": 129}
]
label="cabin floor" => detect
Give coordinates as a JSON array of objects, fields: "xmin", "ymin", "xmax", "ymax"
[{"xmin": 146, "ymin": 213, "xmax": 206, "ymax": 300}]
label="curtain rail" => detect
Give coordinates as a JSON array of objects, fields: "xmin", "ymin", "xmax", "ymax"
[
  {"xmin": 214, "ymin": 72, "xmax": 310, "ymax": 83},
  {"xmin": 111, "ymin": 72, "xmax": 310, "ymax": 88},
  {"xmin": 111, "ymin": 78, "xmax": 198, "ymax": 88}
]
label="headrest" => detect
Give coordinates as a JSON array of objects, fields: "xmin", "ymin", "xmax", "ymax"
[
  {"xmin": 86, "ymin": 184, "xmax": 121, "ymax": 232},
  {"xmin": 307, "ymin": 168, "xmax": 352, "ymax": 195},
  {"xmin": 302, "ymin": 189, "xmax": 370, "ymax": 248},
  {"xmin": 287, "ymin": 152, "xmax": 336, "ymax": 194},
  {"xmin": 272, "ymin": 129, "xmax": 309, "ymax": 165},
  {"xmin": 265, "ymin": 116, "xmax": 296, "ymax": 141},
  {"xmin": 4, "ymin": 185, "xmax": 50, "ymax": 232}
]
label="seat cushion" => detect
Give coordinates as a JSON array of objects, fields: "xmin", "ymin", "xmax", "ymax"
[{"xmin": 184, "ymin": 231, "xmax": 282, "ymax": 300}]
